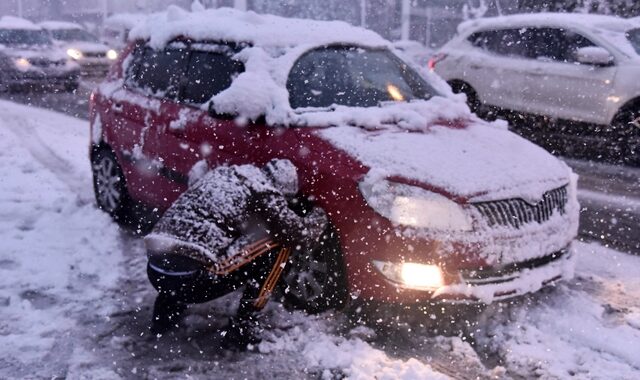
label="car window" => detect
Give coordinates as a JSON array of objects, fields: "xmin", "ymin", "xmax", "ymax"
[
  {"xmin": 468, "ymin": 29, "xmax": 529, "ymax": 58},
  {"xmin": 181, "ymin": 48, "xmax": 244, "ymax": 105},
  {"xmin": 287, "ymin": 46, "xmax": 436, "ymax": 109},
  {"xmin": 528, "ymin": 27, "xmax": 596, "ymax": 63},
  {"xmin": 127, "ymin": 45, "xmax": 190, "ymax": 99},
  {"xmin": 626, "ymin": 28, "xmax": 640, "ymax": 55}
]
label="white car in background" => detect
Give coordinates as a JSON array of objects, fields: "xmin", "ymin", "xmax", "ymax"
[
  {"xmin": 433, "ymin": 13, "xmax": 640, "ymax": 164},
  {"xmin": 40, "ymin": 21, "xmax": 118, "ymax": 77}
]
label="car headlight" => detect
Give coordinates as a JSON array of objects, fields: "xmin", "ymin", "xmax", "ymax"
[
  {"xmin": 106, "ymin": 49, "xmax": 118, "ymax": 60},
  {"xmin": 359, "ymin": 179, "xmax": 472, "ymax": 231},
  {"xmin": 14, "ymin": 57, "xmax": 31, "ymax": 70},
  {"xmin": 66, "ymin": 48, "xmax": 83, "ymax": 60},
  {"xmin": 373, "ymin": 260, "xmax": 445, "ymax": 290}
]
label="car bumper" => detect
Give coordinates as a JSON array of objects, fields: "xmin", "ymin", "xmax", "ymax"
[
  {"xmin": 75, "ymin": 59, "xmax": 112, "ymax": 77},
  {"xmin": 4, "ymin": 69, "xmax": 79, "ymax": 87}
]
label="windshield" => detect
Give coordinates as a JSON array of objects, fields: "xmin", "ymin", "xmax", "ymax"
[
  {"xmin": 50, "ymin": 28, "xmax": 99, "ymax": 42},
  {"xmin": 626, "ymin": 28, "xmax": 640, "ymax": 55},
  {"xmin": 0, "ymin": 29, "xmax": 52, "ymax": 46},
  {"xmin": 287, "ymin": 46, "xmax": 437, "ymax": 109}
]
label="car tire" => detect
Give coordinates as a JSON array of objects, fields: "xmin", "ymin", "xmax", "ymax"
[
  {"xmin": 281, "ymin": 224, "xmax": 349, "ymax": 314},
  {"xmin": 64, "ymin": 81, "xmax": 79, "ymax": 93},
  {"xmin": 448, "ymin": 81, "xmax": 480, "ymax": 112},
  {"xmin": 91, "ymin": 147, "xmax": 133, "ymax": 222},
  {"xmin": 612, "ymin": 108, "xmax": 640, "ymax": 166}
]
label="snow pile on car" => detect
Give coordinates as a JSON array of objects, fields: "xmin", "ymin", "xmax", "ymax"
[{"xmin": 0, "ymin": 16, "xmax": 41, "ymax": 30}]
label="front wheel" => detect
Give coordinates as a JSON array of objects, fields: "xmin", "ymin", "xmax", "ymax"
[
  {"xmin": 613, "ymin": 108, "xmax": 640, "ymax": 166},
  {"xmin": 281, "ymin": 225, "xmax": 349, "ymax": 314},
  {"xmin": 91, "ymin": 147, "xmax": 132, "ymax": 221}
]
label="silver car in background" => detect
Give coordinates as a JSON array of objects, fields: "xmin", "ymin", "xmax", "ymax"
[
  {"xmin": 0, "ymin": 16, "xmax": 79, "ymax": 92},
  {"xmin": 40, "ymin": 21, "xmax": 118, "ymax": 78}
]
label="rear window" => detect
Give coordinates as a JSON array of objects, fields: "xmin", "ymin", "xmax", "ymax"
[
  {"xmin": 126, "ymin": 44, "xmax": 189, "ymax": 99},
  {"xmin": 181, "ymin": 48, "xmax": 244, "ymax": 105},
  {"xmin": 468, "ymin": 29, "xmax": 529, "ymax": 58}
]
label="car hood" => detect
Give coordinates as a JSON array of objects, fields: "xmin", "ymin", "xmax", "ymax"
[
  {"xmin": 318, "ymin": 120, "xmax": 571, "ymax": 203},
  {"xmin": 58, "ymin": 41, "xmax": 109, "ymax": 54},
  {"xmin": 0, "ymin": 46, "xmax": 67, "ymax": 61}
]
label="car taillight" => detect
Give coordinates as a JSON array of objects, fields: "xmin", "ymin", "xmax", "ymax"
[{"xmin": 428, "ymin": 53, "xmax": 448, "ymax": 71}]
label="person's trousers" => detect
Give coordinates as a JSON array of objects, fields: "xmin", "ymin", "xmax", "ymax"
[{"xmin": 147, "ymin": 238, "xmax": 291, "ymax": 321}]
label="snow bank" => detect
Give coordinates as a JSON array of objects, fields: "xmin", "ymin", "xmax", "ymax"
[
  {"xmin": 258, "ymin": 312, "xmax": 450, "ymax": 380},
  {"xmin": 0, "ymin": 100, "xmax": 123, "ymax": 376},
  {"xmin": 477, "ymin": 241, "xmax": 640, "ymax": 379}
]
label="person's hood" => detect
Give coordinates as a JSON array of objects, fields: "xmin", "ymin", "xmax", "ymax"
[
  {"xmin": 55, "ymin": 40, "xmax": 109, "ymax": 54},
  {"xmin": 0, "ymin": 45, "xmax": 68, "ymax": 61},
  {"xmin": 318, "ymin": 119, "xmax": 571, "ymax": 203}
]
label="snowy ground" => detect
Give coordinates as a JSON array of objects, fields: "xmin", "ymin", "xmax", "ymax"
[{"xmin": 1, "ymin": 100, "xmax": 639, "ymax": 379}]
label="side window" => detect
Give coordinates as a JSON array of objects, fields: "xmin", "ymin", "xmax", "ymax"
[
  {"xmin": 469, "ymin": 29, "xmax": 529, "ymax": 58},
  {"xmin": 529, "ymin": 28, "xmax": 596, "ymax": 63},
  {"xmin": 128, "ymin": 45, "xmax": 190, "ymax": 99},
  {"xmin": 181, "ymin": 49, "xmax": 244, "ymax": 105}
]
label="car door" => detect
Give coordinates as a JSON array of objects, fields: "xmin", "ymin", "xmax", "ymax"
[
  {"xmin": 520, "ymin": 27, "xmax": 616, "ymax": 124},
  {"xmin": 144, "ymin": 43, "xmax": 247, "ymax": 207},
  {"xmin": 461, "ymin": 29, "xmax": 531, "ymax": 111}
]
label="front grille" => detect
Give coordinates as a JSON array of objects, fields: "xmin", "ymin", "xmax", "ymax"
[
  {"xmin": 29, "ymin": 58, "xmax": 66, "ymax": 68},
  {"xmin": 84, "ymin": 52, "xmax": 106, "ymax": 58},
  {"xmin": 460, "ymin": 249, "xmax": 569, "ymax": 285},
  {"xmin": 472, "ymin": 186, "xmax": 568, "ymax": 229}
]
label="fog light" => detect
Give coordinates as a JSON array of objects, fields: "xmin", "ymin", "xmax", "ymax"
[
  {"xmin": 107, "ymin": 49, "xmax": 118, "ymax": 60},
  {"xmin": 67, "ymin": 48, "xmax": 83, "ymax": 60},
  {"xmin": 373, "ymin": 260, "xmax": 445, "ymax": 291}
]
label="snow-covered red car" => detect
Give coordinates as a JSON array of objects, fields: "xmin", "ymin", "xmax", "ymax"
[{"xmin": 89, "ymin": 7, "xmax": 579, "ymax": 312}]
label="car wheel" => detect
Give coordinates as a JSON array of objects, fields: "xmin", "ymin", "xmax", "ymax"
[
  {"xmin": 281, "ymin": 225, "xmax": 349, "ymax": 314},
  {"xmin": 613, "ymin": 108, "xmax": 640, "ymax": 165},
  {"xmin": 91, "ymin": 147, "xmax": 132, "ymax": 220}
]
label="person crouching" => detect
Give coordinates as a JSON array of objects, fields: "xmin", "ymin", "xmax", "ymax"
[{"xmin": 144, "ymin": 159, "xmax": 327, "ymax": 349}]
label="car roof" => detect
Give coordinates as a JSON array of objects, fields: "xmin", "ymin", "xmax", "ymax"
[
  {"xmin": 39, "ymin": 20, "xmax": 84, "ymax": 30},
  {"xmin": 458, "ymin": 12, "xmax": 639, "ymax": 35},
  {"xmin": 130, "ymin": 6, "xmax": 388, "ymax": 50},
  {"xmin": 0, "ymin": 16, "xmax": 41, "ymax": 31}
]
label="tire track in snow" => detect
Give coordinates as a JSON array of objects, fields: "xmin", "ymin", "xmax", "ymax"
[{"xmin": 0, "ymin": 102, "xmax": 92, "ymax": 204}]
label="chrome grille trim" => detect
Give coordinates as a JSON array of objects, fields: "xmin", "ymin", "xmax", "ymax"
[{"xmin": 472, "ymin": 186, "xmax": 568, "ymax": 229}]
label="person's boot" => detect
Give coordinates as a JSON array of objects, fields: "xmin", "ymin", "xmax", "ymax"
[
  {"xmin": 222, "ymin": 314, "xmax": 262, "ymax": 350},
  {"xmin": 150, "ymin": 294, "xmax": 187, "ymax": 335}
]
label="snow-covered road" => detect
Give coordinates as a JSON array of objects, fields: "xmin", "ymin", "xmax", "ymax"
[{"xmin": 1, "ymin": 100, "xmax": 639, "ymax": 379}]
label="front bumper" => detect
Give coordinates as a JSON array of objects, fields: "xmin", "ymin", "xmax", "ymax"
[
  {"xmin": 75, "ymin": 58, "xmax": 112, "ymax": 77},
  {"xmin": 3, "ymin": 68, "xmax": 79, "ymax": 88},
  {"xmin": 430, "ymin": 247, "xmax": 574, "ymax": 304}
]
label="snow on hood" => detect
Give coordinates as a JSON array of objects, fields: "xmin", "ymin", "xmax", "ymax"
[
  {"xmin": 0, "ymin": 16, "xmax": 40, "ymax": 30},
  {"xmin": 318, "ymin": 115, "xmax": 571, "ymax": 202},
  {"xmin": 0, "ymin": 46, "xmax": 68, "ymax": 61},
  {"xmin": 59, "ymin": 41, "xmax": 109, "ymax": 54}
]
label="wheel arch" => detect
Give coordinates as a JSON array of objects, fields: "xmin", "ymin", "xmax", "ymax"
[{"xmin": 612, "ymin": 96, "xmax": 640, "ymax": 124}]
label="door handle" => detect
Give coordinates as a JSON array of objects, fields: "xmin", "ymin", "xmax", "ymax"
[{"xmin": 112, "ymin": 103, "xmax": 124, "ymax": 113}]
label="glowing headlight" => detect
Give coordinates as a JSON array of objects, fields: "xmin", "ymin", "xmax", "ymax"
[
  {"xmin": 373, "ymin": 260, "xmax": 445, "ymax": 290},
  {"xmin": 359, "ymin": 179, "xmax": 472, "ymax": 231},
  {"xmin": 66, "ymin": 48, "xmax": 83, "ymax": 60},
  {"xmin": 106, "ymin": 49, "xmax": 118, "ymax": 60},
  {"xmin": 14, "ymin": 57, "xmax": 31, "ymax": 70}
]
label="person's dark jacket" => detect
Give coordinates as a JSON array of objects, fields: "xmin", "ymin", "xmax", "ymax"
[{"xmin": 144, "ymin": 164, "xmax": 327, "ymax": 271}]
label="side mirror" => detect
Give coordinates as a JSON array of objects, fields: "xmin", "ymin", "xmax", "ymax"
[
  {"xmin": 575, "ymin": 46, "xmax": 614, "ymax": 66},
  {"xmin": 207, "ymin": 101, "xmax": 236, "ymax": 121}
]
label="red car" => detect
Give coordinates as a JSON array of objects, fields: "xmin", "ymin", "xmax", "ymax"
[{"xmin": 89, "ymin": 8, "xmax": 579, "ymax": 312}]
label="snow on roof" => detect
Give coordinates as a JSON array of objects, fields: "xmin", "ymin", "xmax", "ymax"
[
  {"xmin": 129, "ymin": 6, "xmax": 387, "ymax": 49},
  {"xmin": 104, "ymin": 13, "xmax": 147, "ymax": 30},
  {"xmin": 0, "ymin": 16, "xmax": 40, "ymax": 30},
  {"xmin": 39, "ymin": 20, "xmax": 83, "ymax": 30},
  {"xmin": 457, "ymin": 12, "xmax": 638, "ymax": 35}
]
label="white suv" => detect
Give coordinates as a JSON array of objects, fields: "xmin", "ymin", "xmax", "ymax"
[{"xmin": 433, "ymin": 13, "xmax": 640, "ymax": 163}]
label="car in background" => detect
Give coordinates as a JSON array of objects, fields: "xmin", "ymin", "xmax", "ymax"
[
  {"xmin": 90, "ymin": 8, "xmax": 579, "ymax": 316},
  {"xmin": 40, "ymin": 21, "xmax": 118, "ymax": 77},
  {"xmin": 0, "ymin": 16, "xmax": 79, "ymax": 92},
  {"xmin": 433, "ymin": 13, "xmax": 640, "ymax": 164},
  {"xmin": 392, "ymin": 39, "xmax": 433, "ymax": 68},
  {"xmin": 102, "ymin": 13, "xmax": 146, "ymax": 51}
]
